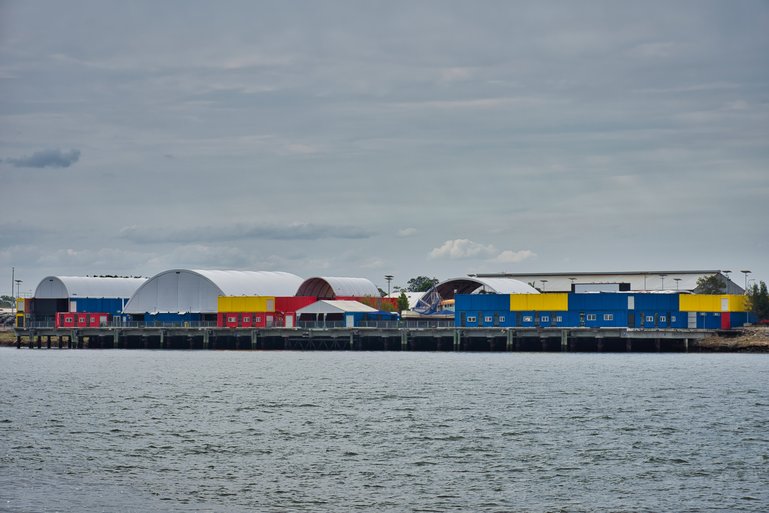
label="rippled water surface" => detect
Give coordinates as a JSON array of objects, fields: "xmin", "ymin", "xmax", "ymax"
[{"xmin": 1, "ymin": 348, "xmax": 768, "ymax": 512}]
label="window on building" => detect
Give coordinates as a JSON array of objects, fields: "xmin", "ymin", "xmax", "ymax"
[
  {"xmin": 228, "ymin": 316, "xmax": 237, "ymax": 323},
  {"xmin": 659, "ymin": 316, "xmax": 666, "ymax": 323},
  {"xmin": 523, "ymin": 316, "xmax": 533, "ymax": 322},
  {"xmin": 499, "ymin": 316, "xmax": 505, "ymax": 323},
  {"xmin": 255, "ymin": 317, "xmax": 262, "ymax": 322},
  {"xmin": 541, "ymin": 315, "xmax": 550, "ymax": 323},
  {"xmin": 556, "ymin": 316, "xmax": 562, "ymax": 323},
  {"xmin": 467, "ymin": 316, "xmax": 477, "ymax": 323},
  {"xmin": 671, "ymin": 316, "xmax": 677, "ymax": 323},
  {"xmin": 604, "ymin": 314, "xmax": 613, "ymax": 321},
  {"xmin": 484, "ymin": 316, "xmax": 493, "ymax": 323},
  {"xmin": 587, "ymin": 314, "xmax": 597, "ymax": 321},
  {"xmin": 646, "ymin": 316, "xmax": 654, "ymax": 323},
  {"xmin": 242, "ymin": 316, "xmax": 250, "ymax": 323}
]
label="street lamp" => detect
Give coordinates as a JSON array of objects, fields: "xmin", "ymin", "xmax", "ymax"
[
  {"xmin": 14, "ymin": 279, "xmax": 22, "ymax": 300},
  {"xmin": 540, "ymin": 279, "xmax": 548, "ymax": 291},
  {"xmin": 741, "ymin": 270, "xmax": 751, "ymax": 292},
  {"xmin": 659, "ymin": 274, "xmax": 667, "ymax": 290},
  {"xmin": 384, "ymin": 275, "xmax": 393, "ymax": 297},
  {"xmin": 674, "ymin": 278, "xmax": 681, "ymax": 290}
]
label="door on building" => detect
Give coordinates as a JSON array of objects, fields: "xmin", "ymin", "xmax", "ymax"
[{"xmin": 721, "ymin": 312, "xmax": 731, "ymax": 330}]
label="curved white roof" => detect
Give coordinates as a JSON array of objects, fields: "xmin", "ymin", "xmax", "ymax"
[
  {"xmin": 415, "ymin": 277, "xmax": 538, "ymax": 314},
  {"xmin": 296, "ymin": 277, "xmax": 380, "ymax": 299},
  {"xmin": 34, "ymin": 276, "xmax": 147, "ymax": 299},
  {"xmin": 123, "ymin": 269, "xmax": 303, "ymax": 314}
]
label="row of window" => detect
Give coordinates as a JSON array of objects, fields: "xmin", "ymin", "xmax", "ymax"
[
  {"xmin": 227, "ymin": 316, "xmax": 263, "ymax": 323},
  {"xmin": 463, "ymin": 313, "xmax": 678, "ymax": 324}
]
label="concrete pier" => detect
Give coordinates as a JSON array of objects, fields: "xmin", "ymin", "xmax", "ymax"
[{"xmin": 12, "ymin": 326, "xmax": 718, "ymax": 353}]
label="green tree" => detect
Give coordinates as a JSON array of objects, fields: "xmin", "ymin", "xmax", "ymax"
[
  {"xmin": 747, "ymin": 281, "xmax": 769, "ymax": 321},
  {"xmin": 0, "ymin": 295, "xmax": 14, "ymax": 308},
  {"xmin": 407, "ymin": 276, "xmax": 439, "ymax": 292},
  {"xmin": 695, "ymin": 274, "xmax": 727, "ymax": 294},
  {"xmin": 397, "ymin": 291, "xmax": 410, "ymax": 313}
]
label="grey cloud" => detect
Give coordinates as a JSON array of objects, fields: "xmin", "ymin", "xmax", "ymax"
[
  {"xmin": 120, "ymin": 223, "xmax": 374, "ymax": 244},
  {"xmin": 6, "ymin": 148, "xmax": 81, "ymax": 168}
]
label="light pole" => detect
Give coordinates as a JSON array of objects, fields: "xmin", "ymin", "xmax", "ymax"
[
  {"xmin": 15, "ymin": 279, "xmax": 22, "ymax": 301},
  {"xmin": 741, "ymin": 270, "xmax": 751, "ymax": 292},
  {"xmin": 540, "ymin": 279, "xmax": 548, "ymax": 292},
  {"xmin": 11, "ymin": 267, "xmax": 14, "ymax": 314},
  {"xmin": 384, "ymin": 275, "xmax": 393, "ymax": 297},
  {"xmin": 659, "ymin": 274, "xmax": 667, "ymax": 290},
  {"xmin": 674, "ymin": 278, "xmax": 681, "ymax": 290}
]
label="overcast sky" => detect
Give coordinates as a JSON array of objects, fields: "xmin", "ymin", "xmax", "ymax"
[{"xmin": 1, "ymin": 1, "xmax": 768, "ymax": 296}]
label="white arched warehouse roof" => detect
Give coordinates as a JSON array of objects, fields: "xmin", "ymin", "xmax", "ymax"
[
  {"xmin": 414, "ymin": 277, "xmax": 539, "ymax": 314},
  {"xmin": 34, "ymin": 276, "xmax": 147, "ymax": 299},
  {"xmin": 296, "ymin": 277, "xmax": 380, "ymax": 299},
  {"xmin": 123, "ymin": 269, "xmax": 303, "ymax": 314}
]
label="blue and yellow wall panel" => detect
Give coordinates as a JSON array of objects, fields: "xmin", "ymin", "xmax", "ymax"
[
  {"xmin": 509, "ymin": 293, "xmax": 569, "ymax": 312},
  {"xmin": 679, "ymin": 294, "xmax": 748, "ymax": 313}
]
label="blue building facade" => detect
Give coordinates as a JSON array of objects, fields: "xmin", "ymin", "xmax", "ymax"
[{"xmin": 455, "ymin": 292, "xmax": 754, "ymax": 329}]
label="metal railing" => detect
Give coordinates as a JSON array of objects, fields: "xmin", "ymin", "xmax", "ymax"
[{"xmin": 22, "ymin": 319, "xmax": 457, "ymax": 330}]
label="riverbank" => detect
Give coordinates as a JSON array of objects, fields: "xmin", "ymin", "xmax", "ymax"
[
  {"xmin": 0, "ymin": 329, "xmax": 16, "ymax": 346},
  {"xmin": 698, "ymin": 327, "xmax": 769, "ymax": 353}
]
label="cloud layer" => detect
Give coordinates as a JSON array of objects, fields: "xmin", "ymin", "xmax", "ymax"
[
  {"xmin": 0, "ymin": 1, "xmax": 767, "ymax": 293},
  {"xmin": 430, "ymin": 239, "xmax": 535, "ymax": 264},
  {"xmin": 120, "ymin": 223, "xmax": 374, "ymax": 244},
  {"xmin": 5, "ymin": 149, "xmax": 81, "ymax": 168}
]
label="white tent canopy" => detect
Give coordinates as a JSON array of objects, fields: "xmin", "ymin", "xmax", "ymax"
[
  {"xmin": 123, "ymin": 269, "xmax": 303, "ymax": 314},
  {"xmin": 296, "ymin": 300, "xmax": 378, "ymax": 316},
  {"xmin": 34, "ymin": 276, "xmax": 147, "ymax": 299}
]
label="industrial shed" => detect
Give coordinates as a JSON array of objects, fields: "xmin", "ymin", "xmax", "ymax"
[
  {"xmin": 415, "ymin": 277, "xmax": 539, "ymax": 315},
  {"xmin": 296, "ymin": 277, "xmax": 380, "ymax": 299},
  {"xmin": 31, "ymin": 276, "xmax": 147, "ymax": 321},
  {"xmin": 123, "ymin": 270, "xmax": 303, "ymax": 316}
]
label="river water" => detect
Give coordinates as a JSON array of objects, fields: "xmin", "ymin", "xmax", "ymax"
[{"xmin": 1, "ymin": 348, "xmax": 767, "ymax": 512}]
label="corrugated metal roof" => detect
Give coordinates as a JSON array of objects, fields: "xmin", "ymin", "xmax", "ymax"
[
  {"xmin": 296, "ymin": 300, "xmax": 379, "ymax": 315},
  {"xmin": 296, "ymin": 277, "xmax": 380, "ymax": 298},
  {"xmin": 34, "ymin": 276, "xmax": 147, "ymax": 299},
  {"xmin": 472, "ymin": 271, "xmax": 742, "ymax": 293},
  {"xmin": 123, "ymin": 269, "xmax": 303, "ymax": 314}
]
